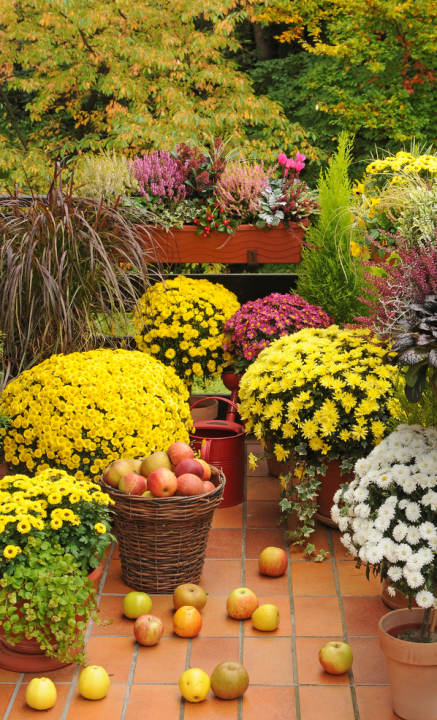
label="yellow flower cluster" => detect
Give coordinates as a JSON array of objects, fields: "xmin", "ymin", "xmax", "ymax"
[
  {"xmin": 0, "ymin": 468, "xmax": 114, "ymax": 536},
  {"xmin": 0, "ymin": 349, "xmax": 192, "ymax": 481},
  {"xmin": 133, "ymin": 276, "xmax": 240, "ymax": 384},
  {"xmin": 366, "ymin": 152, "xmax": 437, "ymax": 176},
  {"xmin": 238, "ymin": 327, "xmax": 398, "ymax": 463}
]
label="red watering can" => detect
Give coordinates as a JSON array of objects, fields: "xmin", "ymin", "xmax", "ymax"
[{"xmin": 189, "ymin": 397, "xmax": 245, "ymax": 508}]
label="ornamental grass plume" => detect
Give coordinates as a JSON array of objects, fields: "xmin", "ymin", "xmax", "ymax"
[
  {"xmin": 223, "ymin": 293, "xmax": 332, "ymax": 373},
  {"xmin": 215, "ymin": 161, "xmax": 271, "ymax": 221},
  {"xmin": 131, "ymin": 150, "xmax": 187, "ymax": 205}
]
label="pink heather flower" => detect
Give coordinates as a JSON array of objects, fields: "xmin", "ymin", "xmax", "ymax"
[
  {"xmin": 131, "ymin": 151, "xmax": 187, "ymax": 204},
  {"xmin": 278, "ymin": 153, "xmax": 287, "ymax": 165},
  {"xmin": 296, "ymin": 153, "xmax": 306, "ymax": 162},
  {"xmin": 215, "ymin": 161, "xmax": 271, "ymax": 218}
]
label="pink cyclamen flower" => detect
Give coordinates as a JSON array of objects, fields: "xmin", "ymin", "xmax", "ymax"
[
  {"xmin": 278, "ymin": 153, "xmax": 287, "ymax": 165},
  {"xmin": 286, "ymin": 158, "xmax": 297, "ymax": 169},
  {"xmin": 296, "ymin": 153, "xmax": 306, "ymax": 162},
  {"xmin": 295, "ymin": 161, "xmax": 305, "ymax": 172}
]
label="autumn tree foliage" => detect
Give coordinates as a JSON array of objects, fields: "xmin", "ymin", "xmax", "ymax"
[{"xmin": 0, "ymin": 0, "xmax": 318, "ymax": 188}]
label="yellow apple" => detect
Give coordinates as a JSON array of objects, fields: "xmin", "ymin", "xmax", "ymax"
[
  {"xmin": 123, "ymin": 591, "xmax": 152, "ymax": 619},
  {"xmin": 25, "ymin": 678, "xmax": 57, "ymax": 710},
  {"xmin": 179, "ymin": 668, "xmax": 210, "ymax": 702},
  {"xmin": 318, "ymin": 641, "xmax": 353, "ymax": 675},
  {"xmin": 251, "ymin": 604, "xmax": 280, "ymax": 631},
  {"xmin": 226, "ymin": 588, "xmax": 259, "ymax": 619}
]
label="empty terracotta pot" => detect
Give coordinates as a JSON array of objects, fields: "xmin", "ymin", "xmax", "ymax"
[
  {"xmin": 189, "ymin": 396, "xmax": 219, "ymax": 423},
  {"xmin": 379, "ymin": 608, "xmax": 437, "ymax": 720}
]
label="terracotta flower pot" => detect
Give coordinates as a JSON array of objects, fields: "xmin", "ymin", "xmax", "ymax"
[
  {"xmin": 381, "ymin": 578, "xmax": 419, "ymax": 611},
  {"xmin": 134, "ymin": 221, "xmax": 308, "ymax": 264},
  {"xmin": 0, "ymin": 460, "xmax": 8, "ymax": 480},
  {"xmin": 189, "ymin": 396, "xmax": 219, "ymax": 423},
  {"xmin": 379, "ymin": 608, "xmax": 437, "ymax": 720},
  {"xmin": 0, "ymin": 562, "xmax": 103, "ymax": 672}
]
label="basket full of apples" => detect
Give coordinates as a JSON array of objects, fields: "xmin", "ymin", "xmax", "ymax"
[{"xmin": 99, "ymin": 441, "xmax": 225, "ymax": 593}]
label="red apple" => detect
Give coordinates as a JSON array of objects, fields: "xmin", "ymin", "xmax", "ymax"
[
  {"xmin": 198, "ymin": 460, "xmax": 211, "ymax": 481},
  {"xmin": 318, "ymin": 642, "xmax": 353, "ymax": 675},
  {"xmin": 177, "ymin": 473, "xmax": 204, "ymax": 496},
  {"xmin": 226, "ymin": 588, "xmax": 259, "ymax": 620},
  {"xmin": 173, "ymin": 583, "xmax": 207, "ymax": 611},
  {"xmin": 118, "ymin": 473, "xmax": 147, "ymax": 495},
  {"xmin": 147, "ymin": 468, "xmax": 177, "ymax": 497},
  {"xmin": 103, "ymin": 459, "xmax": 133, "ymax": 488},
  {"xmin": 134, "ymin": 614, "xmax": 164, "ymax": 646},
  {"xmin": 202, "ymin": 481, "xmax": 215, "ymax": 494},
  {"xmin": 258, "ymin": 547, "xmax": 288, "ymax": 577},
  {"xmin": 175, "ymin": 458, "xmax": 204, "ymax": 479},
  {"xmin": 167, "ymin": 441, "xmax": 194, "ymax": 467}
]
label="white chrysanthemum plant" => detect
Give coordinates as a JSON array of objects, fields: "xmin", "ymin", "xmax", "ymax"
[{"xmin": 332, "ymin": 424, "xmax": 437, "ymax": 615}]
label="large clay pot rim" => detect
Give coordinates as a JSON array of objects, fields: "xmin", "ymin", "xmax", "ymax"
[{"xmin": 379, "ymin": 608, "xmax": 437, "ymax": 664}]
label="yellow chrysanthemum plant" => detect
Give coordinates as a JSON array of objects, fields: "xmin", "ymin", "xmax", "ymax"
[
  {"xmin": 240, "ymin": 327, "xmax": 398, "ymax": 554},
  {"xmin": 0, "ymin": 348, "xmax": 193, "ymax": 482},
  {"xmin": 0, "ymin": 468, "xmax": 114, "ymax": 665},
  {"xmin": 132, "ymin": 276, "xmax": 240, "ymax": 385}
]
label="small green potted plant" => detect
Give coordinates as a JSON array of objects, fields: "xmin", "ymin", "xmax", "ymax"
[{"xmin": 0, "ymin": 468, "xmax": 115, "ymax": 672}]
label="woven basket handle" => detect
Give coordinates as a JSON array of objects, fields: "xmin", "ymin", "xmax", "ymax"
[
  {"xmin": 200, "ymin": 439, "xmax": 212, "ymax": 463},
  {"xmin": 190, "ymin": 396, "xmax": 239, "ymax": 413}
]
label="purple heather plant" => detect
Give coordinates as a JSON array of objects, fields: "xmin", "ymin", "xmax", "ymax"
[
  {"xmin": 131, "ymin": 151, "xmax": 187, "ymax": 206},
  {"xmin": 223, "ymin": 293, "xmax": 333, "ymax": 373}
]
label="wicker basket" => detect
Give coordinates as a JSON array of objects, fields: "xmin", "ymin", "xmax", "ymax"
[{"xmin": 99, "ymin": 472, "xmax": 225, "ymax": 593}]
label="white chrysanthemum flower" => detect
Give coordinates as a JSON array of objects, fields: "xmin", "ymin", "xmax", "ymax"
[
  {"xmin": 367, "ymin": 545, "xmax": 384, "ymax": 564},
  {"xmin": 360, "ymin": 519, "xmax": 374, "ymax": 532},
  {"xmin": 354, "ymin": 486, "xmax": 369, "ymax": 502},
  {"xmin": 385, "ymin": 496, "xmax": 398, "ymax": 507},
  {"xmin": 392, "ymin": 522, "xmax": 408, "ymax": 542},
  {"xmin": 419, "ymin": 522, "xmax": 437, "ymax": 541},
  {"xmin": 380, "ymin": 538, "xmax": 396, "ymax": 561},
  {"xmin": 405, "ymin": 502, "xmax": 421, "ymax": 522},
  {"xmin": 387, "ymin": 566, "xmax": 403, "ymax": 582},
  {"xmin": 376, "ymin": 474, "xmax": 393, "ymax": 489},
  {"xmin": 428, "ymin": 537, "xmax": 437, "ymax": 552},
  {"xmin": 417, "ymin": 547, "xmax": 433, "ymax": 565},
  {"xmin": 355, "ymin": 504, "xmax": 371, "ymax": 519},
  {"xmin": 358, "ymin": 546, "xmax": 368, "ymax": 562},
  {"xmin": 403, "ymin": 569, "xmax": 425, "ymax": 589},
  {"xmin": 403, "ymin": 478, "xmax": 418, "ymax": 494},
  {"xmin": 406, "ymin": 526, "xmax": 421, "ymax": 545},
  {"xmin": 374, "ymin": 516, "xmax": 391, "ymax": 532},
  {"xmin": 416, "ymin": 457, "xmax": 435, "ymax": 474},
  {"xmin": 393, "ymin": 464, "xmax": 412, "ymax": 481},
  {"xmin": 398, "ymin": 499, "xmax": 409, "ymax": 510},
  {"xmin": 333, "ymin": 489, "xmax": 342, "ymax": 504},
  {"xmin": 414, "ymin": 473, "xmax": 434, "ymax": 489},
  {"xmin": 343, "ymin": 488, "xmax": 355, "ymax": 503},
  {"xmin": 354, "ymin": 531, "xmax": 368, "ymax": 546},
  {"xmin": 386, "ymin": 586, "xmax": 396, "ymax": 597},
  {"xmin": 340, "ymin": 533, "xmax": 352, "ymax": 548},
  {"xmin": 397, "ymin": 447, "xmax": 412, "ymax": 462},
  {"xmin": 367, "ymin": 528, "xmax": 383, "ymax": 544},
  {"xmin": 352, "ymin": 518, "xmax": 363, "ymax": 531},
  {"xmin": 396, "ymin": 543, "xmax": 412, "ymax": 562},
  {"xmin": 415, "ymin": 590, "xmax": 435, "ymax": 609},
  {"xmin": 354, "ymin": 458, "xmax": 370, "ymax": 477},
  {"xmin": 338, "ymin": 516, "xmax": 349, "ymax": 532},
  {"xmin": 379, "ymin": 504, "xmax": 396, "ymax": 521},
  {"xmin": 331, "ymin": 505, "xmax": 341, "ymax": 523},
  {"xmin": 406, "ymin": 553, "xmax": 427, "ymax": 571}
]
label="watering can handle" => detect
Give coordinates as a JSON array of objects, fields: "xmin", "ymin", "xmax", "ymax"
[
  {"xmin": 200, "ymin": 439, "xmax": 212, "ymax": 463},
  {"xmin": 189, "ymin": 396, "xmax": 239, "ymax": 413}
]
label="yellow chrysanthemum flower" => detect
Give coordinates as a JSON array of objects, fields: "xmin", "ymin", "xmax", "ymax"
[
  {"xmin": 94, "ymin": 523, "xmax": 107, "ymax": 534},
  {"xmin": 3, "ymin": 545, "xmax": 22, "ymax": 559}
]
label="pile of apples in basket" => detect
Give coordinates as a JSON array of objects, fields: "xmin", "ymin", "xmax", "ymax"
[{"xmin": 102, "ymin": 441, "xmax": 219, "ymax": 498}]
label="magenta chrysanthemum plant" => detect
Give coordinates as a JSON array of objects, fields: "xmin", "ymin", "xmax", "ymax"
[
  {"xmin": 214, "ymin": 161, "xmax": 271, "ymax": 222},
  {"xmin": 131, "ymin": 151, "xmax": 187, "ymax": 206},
  {"xmin": 223, "ymin": 293, "xmax": 333, "ymax": 373}
]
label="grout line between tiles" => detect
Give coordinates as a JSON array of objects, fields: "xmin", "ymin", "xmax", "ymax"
[
  {"xmin": 2, "ymin": 672, "xmax": 23, "ymax": 720},
  {"xmin": 327, "ymin": 528, "xmax": 360, "ymax": 720},
  {"xmin": 238, "ymin": 444, "xmax": 248, "ymax": 720},
  {"xmin": 286, "ymin": 527, "xmax": 301, "ymax": 720},
  {"xmin": 179, "ymin": 637, "xmax": 192, "ymax": 720},
  {"xmin": 120, "ymin": 642, "xmax": 139, "ymax": 720},
  {"xmin": 60, "ymin": 541, "xmax": 116, "ymax": 720}
]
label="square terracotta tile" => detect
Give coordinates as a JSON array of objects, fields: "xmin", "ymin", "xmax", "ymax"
[
  {"xmin": 22, "ymin": 664, "xmax": 76, "ymax": 683},
  {"xmin": 205, "ymin": 529, "xmax": 243, "ymax": 559},
  {"xmin": 84, "ymin": 636, "xmax": 135, "ymax": 683},
  {"xmin": 294, "ymin": 596, "xmax": 343, "ymax": 637},
  {"xmin": 0, "ymin": 685, "xmax": 15, "ymax": 718},
  {"xmin": 102, "ymin": 558, "xmax": 133, "ymax": 593},
  {"xmin": 247, "ymin": 475, "xmax": 281, "ymax": 501},
  {"xmin": 199, "ymin": 595, "xmax": 240, "ymax": 637},
  {"xmin": 241, "ymin": 686, "xmax": 296, "ymax": 719},
  {"xmin": 291, "ymin": 560, "xmax": 336, "ymax": 595},
  {"xmin": 245, "ymin": 528, "xmax": 286, "ymax": 559},
  {"xmin": 126, "ymin": 684, "xmax": 181, "ymax": 719},
  {"xmin": 67, "ymin": 683, "xmax": 127, "ymax": 720},
  {"xmin": 189, "ymin": 637, "xmax": 240, "ymax": 675},
  {"xmin": 244, "ymin": 596, "xmax": 292, "ymax": 637},
  {"xmin": 211, "ymin": 504, "xmax": 243, "ymax": 528},
  {"xmin": 299, "ymin": 685, "xmax": 355, "ymax": 720},
  {"xmin": 199, "ymin": 560, "xmax": 242, "ymax": 595},
  {"xmin": 348, "ymin": 638, "xmax": 389, "ymax": 684},
  {"xmin": 343, "ymin": 596, "xmax": 388, "ymax": 637},
  {"xmin": 295, "ymin": 637, "xmax": 349, "ymax": 684},
  {"xmin": 0, "ymin": 668, "xmax": 21, "ymax": 682},
  {"xmin": 336, "ymin": 562, "xmax": 383, "ymax": 596},
  {"xmin": 9, "ymin": 683, "xmax": 71, "ymax": 720},
  {"xmin": 355, "ymin": 686, "xmax": 397, "ymax": 720},
  {"xmin": 134, "ymin": 636, "xmax": 188, "ymax": 683},
  {"xmin": 184, "ymin": 693, "xmax": 239, "ymax": 718},
  {"xmin": 243, "ymin": 637, "xmax": 293, "ymax": 684},
  {"xmin": 288, "ymin": 523, "xmax": 330, "ymax": 560},
  {"xmin": 246, "ymin": 501, "xmax": 282, "ymax": 528},
  {"xmin": 91, "ymin": 594, "xmax": 136, "ymax": 636},
  {"xmin": 244, "ymin": 560, "xmax": 290, "ymax": 595}
]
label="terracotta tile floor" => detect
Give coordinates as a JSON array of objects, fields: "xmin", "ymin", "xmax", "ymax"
[{"xmin": 1, "ymin": 441, "xmax": 395, "ymax": 719}]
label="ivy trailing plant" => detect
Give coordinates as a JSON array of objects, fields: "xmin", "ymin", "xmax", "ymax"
[{"xmin": 0, "ymin": 537, "xmax": 111, "ymax": 665}]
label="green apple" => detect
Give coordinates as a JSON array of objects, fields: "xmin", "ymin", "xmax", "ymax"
[
  {"xmin": 123, "ymin": 591, "xmax": 152, "ymax": 619},
  {"xmin": 210, "ymin": 662, "xmax": 249, "ymax": 700}
]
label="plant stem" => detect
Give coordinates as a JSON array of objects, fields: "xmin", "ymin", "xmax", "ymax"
[{"xmin": 419, "ymin": 607, "xmax": 432, "ymax": 642}]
